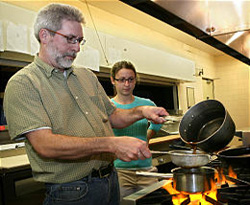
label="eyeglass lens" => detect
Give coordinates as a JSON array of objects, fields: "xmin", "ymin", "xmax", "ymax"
[
  {"xmin": 115, "ymin": 77, "xmax": 135, "ymax": 83},
  {"xmin": 46, "ymin": 29, "xmax": 86, "ymax": 45},
  {"xmin": 67, "ymin": 36, "xmax": 86, "ymax": 45}
]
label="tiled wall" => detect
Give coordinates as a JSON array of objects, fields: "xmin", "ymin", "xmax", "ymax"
[{"xmin": 214, "ymin": 55, "xmax": 250, "ymax": 130}]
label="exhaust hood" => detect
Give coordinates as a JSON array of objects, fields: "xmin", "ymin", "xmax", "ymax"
[{"xmin": 120, "ymin": 0, "xmax": 250, "ymax": 65}]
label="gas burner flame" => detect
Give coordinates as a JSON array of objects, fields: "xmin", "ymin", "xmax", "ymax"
[
  {"xmin": 163, "ymin": 180, "xmax": 218, "ymax": 205},
  {"xmin": 162, "ymin": 166, "xmax": 237, "ymax": 205}
]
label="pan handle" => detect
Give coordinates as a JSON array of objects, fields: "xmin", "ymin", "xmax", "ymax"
[
  {"xmin": 234, "ymin": 131, "xmax": 242, "ymax": 138},
  {"xmin": 136, "ymin": 171, "xmax": 173, "ymax": 179},
  {"xmin": 164, "ymin": 115, "xmax": 182, "ymax": 122},
  {"xmin": 225, "ymin": 175, "xmax": 250, "ymax": 185},
  {"xmin": 150, "ymin": 150, "xmax": 170, "ymax": 155}
]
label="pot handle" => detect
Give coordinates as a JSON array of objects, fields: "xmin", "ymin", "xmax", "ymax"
[
  {"xmin": 150, "ymin": 150, "xmax": 171, "ymax": 155},
  {"xmin": 235, "ymin": 131, "xmax": 242, "ymax": 138},
  {"xmin": 226, "ymin": 175, "xmax": 250, "ymax": 185},
  {"xmin": 164, "ymin": 115, "xmax": 182, "ymax": 122},
  {"xmin": 136, "ymin": 171, "xmax": 173, "ymax": 179}
]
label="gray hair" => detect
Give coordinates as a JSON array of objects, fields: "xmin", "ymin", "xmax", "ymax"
[{"xmin": 34, "ymin": 3, "xmax": 85, "ymax": 42}]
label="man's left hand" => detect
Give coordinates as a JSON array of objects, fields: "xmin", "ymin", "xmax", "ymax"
[{"xmin": 141, "ymin": 106, "xmax": 169, "ymax": 124}]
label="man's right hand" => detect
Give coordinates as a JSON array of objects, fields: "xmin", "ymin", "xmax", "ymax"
[{"xmin": 111, "ymin": 137, "xmax": 152, "ymax": 162}]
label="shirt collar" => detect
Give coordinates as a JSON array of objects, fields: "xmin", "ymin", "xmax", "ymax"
[{"xmin": 34, "ymin": 55, "xmax": 76, "ymax": 78}]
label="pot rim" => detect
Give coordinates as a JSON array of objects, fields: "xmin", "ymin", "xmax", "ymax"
[
  {"xmin": 171, "ymin": 166, "xmax": 217, "ymax": 174},
  {"xmin": 168, "ymin": 150, "xmax": 210, "ymax": 157}
]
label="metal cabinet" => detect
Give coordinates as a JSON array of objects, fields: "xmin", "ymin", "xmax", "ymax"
[{"xmin": 0, "ymin": 166, "xmax": 45, "ymax": 205}]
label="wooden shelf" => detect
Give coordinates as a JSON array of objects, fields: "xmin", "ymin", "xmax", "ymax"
[{"xmin": 149, "ymin": 135, "xmax": 180, "ymax": 145}]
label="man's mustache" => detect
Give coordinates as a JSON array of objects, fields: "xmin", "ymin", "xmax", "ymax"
[{"xmin": 63, "ymin": 52, "xmax": 77, "ymax": 59}]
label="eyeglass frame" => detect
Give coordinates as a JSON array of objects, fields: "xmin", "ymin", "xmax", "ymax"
[
  {"xmin": 45, "ymin": 28, "xmax": 86, "ymax": 45},
  {"xmin": 114, "ymin": 77, "xmax": 136, "ymax": 84}
]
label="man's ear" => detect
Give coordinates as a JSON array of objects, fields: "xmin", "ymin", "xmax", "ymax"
[{"xmin": 39, "ymin": 29, "xmax": 50, "ymax": 44}]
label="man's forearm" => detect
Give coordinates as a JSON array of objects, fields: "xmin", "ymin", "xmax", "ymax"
[
  {"xmin": 109, "ymin": 107, "xmax": 144, "ymax": 129},
  {"xmin": 26, "ymin": 129, "xmax": 151, "ymax": 161},
  {"xmin": 109, "ymin": 106, "xmax": 168, "ymax": 129},
  {"xmin": 26, "ymin": 129, "xmax": 115, "ymax": 159}
]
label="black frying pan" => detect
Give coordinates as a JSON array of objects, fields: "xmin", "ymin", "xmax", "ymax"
[{"xmin": 217, "ymin": 147, "xmax": 250, "ymax": 168}]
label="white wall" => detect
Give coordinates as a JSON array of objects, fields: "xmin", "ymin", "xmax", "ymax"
[
  {"xmin": 0, "ymin": 2, "xmax": 195, "ymax": 81},
  {"xmin": 214, "ymin": 55, "xmax": 250, "ymax": 129},
  {"xmin": 1, "ymin": 1, "xmax": 250, "ymax": 129}
]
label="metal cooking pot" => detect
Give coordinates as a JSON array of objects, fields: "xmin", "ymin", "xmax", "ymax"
[
  {"xmin": 151, "ymin": 150, "xmax": 211, "ymax": 168},
  {"xmin": 218, "ymin": 147, "xmax": 250, "ymax": 168},
  {"xmin": 179, "ymin": 100, "xmax": 235, "ymax": 152},
  {"xmin": 172, "ymin": 166, "xmax": 217, "ymax": 194}
]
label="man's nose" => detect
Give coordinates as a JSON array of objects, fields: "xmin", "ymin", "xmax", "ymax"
[{"xmin": 72, "ymin": 42, "xmax": 81, "ymax": 52}]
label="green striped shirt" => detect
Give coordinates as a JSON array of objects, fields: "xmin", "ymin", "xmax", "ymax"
[{"xmin": 4, "ymin": 56, "xmax": 116, "ymax": 183}]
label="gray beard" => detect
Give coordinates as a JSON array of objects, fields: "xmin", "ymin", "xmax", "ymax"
[
  {"xmin": 48, "ymin": 45, "xmax": 76, "ymax": 69},
  {"xmin": 56, "ymin": 55, "xmax": 74, "ymax": 69}
]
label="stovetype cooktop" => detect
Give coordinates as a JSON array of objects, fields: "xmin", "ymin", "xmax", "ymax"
[
  {"xmin": 121, "ymin": 158, "xmax": 250, "ymax": 205},
  {"xmin": 122, "ymin": 147, "xmax": 250, "ymax": 205},
  {"xmin": 121, "ymin": 180, "xmax": 169, "ymax": 205},
  {"xmin": 121, "ymin": 179, "xmax": 250, "ymax": 205}
]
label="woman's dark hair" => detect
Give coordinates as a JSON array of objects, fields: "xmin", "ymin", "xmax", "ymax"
[{"xmin": 111, "ymin": 61, "xmax": 137, "ymax": 79}]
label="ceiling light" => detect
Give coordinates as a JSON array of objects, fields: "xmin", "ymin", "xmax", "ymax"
[{"xmin": 226, "ymin": 31, "xmax": 245, "ymax": 45}]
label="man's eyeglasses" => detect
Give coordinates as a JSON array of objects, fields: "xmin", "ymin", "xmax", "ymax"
[
  {"xmin": 114, "ymin": 77, "xmax": 135, "ymax": 84},
  {"xmin": 46, "ymin": 28, "xmax": 86, "ymax": 45}
]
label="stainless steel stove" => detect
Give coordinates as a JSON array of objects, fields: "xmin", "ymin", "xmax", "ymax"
[
  {"xmin": 121, "ymin": 180, "xmax": 170, "ymax": 205},
  {"xmin": 121, "ymin": 158, "xmax": 250, "ymax": 205},
  {"xmin": 121, "ymin": 179, "xmax": 250, "ymax": 205}
]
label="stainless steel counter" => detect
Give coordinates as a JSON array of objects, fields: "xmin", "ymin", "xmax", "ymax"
[{"xmin": 121, "ymin": 180, "xmax": 171, "ymax": 205}]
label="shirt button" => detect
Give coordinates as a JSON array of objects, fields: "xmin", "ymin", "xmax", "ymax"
[
  {"xmin": 102, "ymin": 118, "xmax": 108, "ymax": 123},
  {"xmin": 85, "ymin": 112, "xmax": 88, "ymax": 115},
  {"xmin": 75, "ymin": 96, "xmax": 78, "ymax": 99}
]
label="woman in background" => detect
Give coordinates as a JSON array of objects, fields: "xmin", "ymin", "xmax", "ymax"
[{"xmin": 110, "ymin": 61, "xmax": 163, "ymax": 198}]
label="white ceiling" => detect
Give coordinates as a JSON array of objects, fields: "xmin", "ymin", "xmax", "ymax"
[
  {"xmin": 153, "ymin": 0, "xmax": 250, "ymax": 59},
  {"xmin": 6, "ymin": 0, "xmax": 227, "ymax": 57},
  {"xmin": 86, "ymin": 0, "xmax": 223, "ymax": 56}
]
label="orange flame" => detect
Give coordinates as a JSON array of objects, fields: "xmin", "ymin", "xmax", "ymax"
[
  {"xmin": 228, "ymin": 166, "xmax": 237, "ymax": 178},
  {"xmin": 162, "ymin": 179, "xmax": 218, "ymax": 205},
  {"xmin": 217, "ymin": 166, "xmax": 237, "ymax": 185},
  {"xmin": 162, "ymin": 167, "xmax": 237, "ymax": 204}
]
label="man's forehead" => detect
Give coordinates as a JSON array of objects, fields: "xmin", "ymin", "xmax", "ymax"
[{"xmin": 59, "ymin": 20, "xmax": 83, "ymax": 36}]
